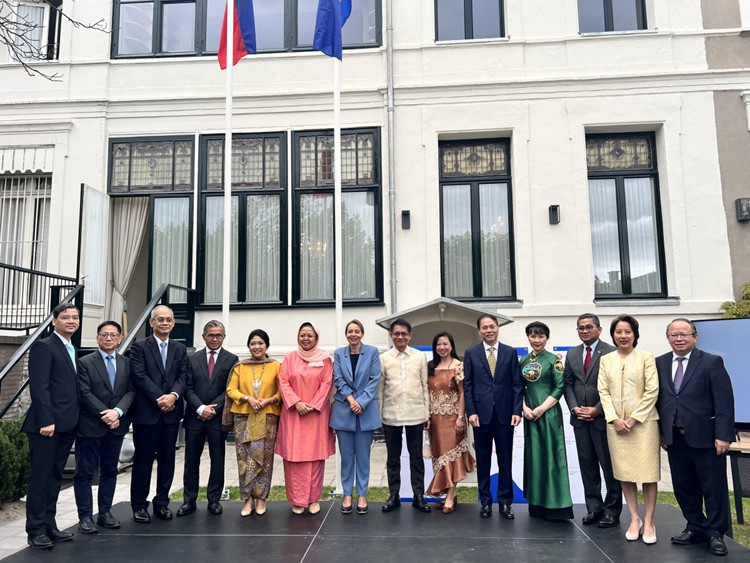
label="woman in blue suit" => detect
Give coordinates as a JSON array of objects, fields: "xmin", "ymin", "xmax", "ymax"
[{"xmin": 330, "ymin": 319, "xmax": 382, "ymax": 514}]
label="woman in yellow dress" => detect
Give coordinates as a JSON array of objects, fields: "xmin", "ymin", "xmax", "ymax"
[
  {"xmin": 597, "ymin": 314, "xmax": 659, "ymax": 544},
  {"xmin": 226, "ymin": 329, "xmax": 282, "ymax": 517}
]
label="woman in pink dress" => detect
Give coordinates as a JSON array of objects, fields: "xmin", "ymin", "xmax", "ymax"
[{"xmin": 276, "ymin": 322, "xmax": 335, "ymax": 514}]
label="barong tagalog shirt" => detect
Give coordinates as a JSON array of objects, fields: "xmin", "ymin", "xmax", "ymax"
[{"xmin": 378, "ymin": 346, "xmax": 429, "ymax": 427}]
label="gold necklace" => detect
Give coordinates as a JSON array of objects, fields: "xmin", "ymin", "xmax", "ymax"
[{"xmin": 250, "ymin": 362, "xmax": 265, "ymax": 397}]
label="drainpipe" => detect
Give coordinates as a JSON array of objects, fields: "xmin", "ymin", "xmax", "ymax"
[{"xmin": 386, "ymin": 0, "xmax": 397, "ymax": 313}]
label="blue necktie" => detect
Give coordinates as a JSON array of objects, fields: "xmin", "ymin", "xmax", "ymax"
[
  {"xmin": 160, "ymin": 341, "xmax": 167, "ymax": 369},
  {"xmin": 65, "ymin": 342, "xmax": 76, "ymax": 371},
  {"xmin": 105, "ymin": 355, "xmax": 116, "ymax": 389}
]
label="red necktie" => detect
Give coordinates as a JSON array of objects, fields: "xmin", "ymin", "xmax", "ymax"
[
  {"xmin": 208, "ymin": 351, "xmax": 215, "ymax": 379},
  {"xmin": 583, "ymin": 346, "xmax": 592, "ymax": 373}
]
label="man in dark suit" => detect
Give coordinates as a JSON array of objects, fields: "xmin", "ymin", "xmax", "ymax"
[
  {"xmin": 22, "ymin": 303, "xmax": 80, "ymax": 549},
  {"xmin": 656, "ymin": 318, "xmax": 735, "ymax": 557},
  {"xmin": 74, "ymin": 320, "xmax": 135, "ymax": 534},
  {"xmin": 129, "ymin": 305, "xmax": 187, "ymax": 523},
  {"xmin": 463, "ymin": 314, "xmax": 523, "ymax": 519},
  {"xmin": 176, "ymin": 320, "xmax": 238, "ymax": 517},
  {"xmin": 562, "ymin": 313, "xmax": 621, "ymax": 528}
]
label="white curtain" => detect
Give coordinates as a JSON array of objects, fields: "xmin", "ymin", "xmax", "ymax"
[
  {"xmin": 442, "ymin": 184, "xmax": 473, "ymax": 297},
  {"xmin": 246, "ymin": 194, "xmax": 280, "ymax": 301},
  {"xmin": 479, "ymin": 182, "xmax": 511, "ymax": 297},
  {"xmin": 299, "ymin": 193, "xmax": 334, "ymax": 300},
  {"xmin": 342, "ymin": 192, "xmax": 376, "ymax": 299},
  {"xmin": 624, "ymin": 177, "xmax": 661, "ymax": 293},
  {"xmin": 204, "ymin": 195, "xmax": 238, "ymax": 303},
  {"xmin": 15, "ymin": 4, "xmax": 45, "ymax": 59},
  {"xmin": 151, "ymin": 197, "xmax": 190, "ymax": 302},
  {"xmin": 107, "ymin": 197, "xmax": 149, "ymax": 333}
]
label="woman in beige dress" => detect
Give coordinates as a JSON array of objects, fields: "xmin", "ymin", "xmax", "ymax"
[{"xmin": 597, "ymin": 314, "xmax": 659, "ymax": 545}]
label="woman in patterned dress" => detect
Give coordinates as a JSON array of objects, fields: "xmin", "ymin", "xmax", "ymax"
[
  {"xmin": 520, "ymin": 321, "xmax": 574, "ymax": 520},
  {"xmin": 598, "ymin": 314, "xmax": 660, "ymax": 544},
  {"xmin": 426, "ymin": 332, "xmax": 476, "ymax": 513},
  {"xmin": 226, "ymin": 329, "xmax": 282, "ymax": 517}
]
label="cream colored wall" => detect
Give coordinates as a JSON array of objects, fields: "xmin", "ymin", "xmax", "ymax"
[{"xmin": 0, "ymin": 0, "xmax": 744, "ymax": 354}]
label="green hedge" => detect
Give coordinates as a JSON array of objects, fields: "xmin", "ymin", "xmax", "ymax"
[{"xmin": 0, "ymin": 419, "xmax": 29, "ymax": 504}]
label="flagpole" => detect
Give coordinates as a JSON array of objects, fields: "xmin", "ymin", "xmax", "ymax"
[
  {"xmin": 222, "ymin": 0, "xmax": 234, "ymax": 330},
  {"xmin": 333, "ymin": 56, "xmax": 344, "ymax": 496}
]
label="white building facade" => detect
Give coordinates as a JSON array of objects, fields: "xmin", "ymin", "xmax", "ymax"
[{"xmin": 1, "ymin": 0, "xmax": 748, "ymax": 356}]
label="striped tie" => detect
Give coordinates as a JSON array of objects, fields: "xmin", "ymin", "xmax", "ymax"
[{"xmin": 488, "ymin": 346, "xmax": 496, "ymax": 377}]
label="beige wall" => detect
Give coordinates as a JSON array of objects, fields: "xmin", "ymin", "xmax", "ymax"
[
  {"xmin": 713, "ymin": 90, "xmax": 750, "ymax": 298},
  {"xmin": 702, "ymin": 0, "xmax": 741, "ymax": 29}
]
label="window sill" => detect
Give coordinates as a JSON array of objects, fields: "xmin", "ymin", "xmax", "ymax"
[
  {"xmin": 434, "ymin": 37, "xmax": 509, "ymax": 46},
  {"xmin": 594, "ymin": 297, "xmax": 680, "ymax": 307},
  {"xmin": 578, "ymin": 28, "xmax": 658, "ymax": 38}
]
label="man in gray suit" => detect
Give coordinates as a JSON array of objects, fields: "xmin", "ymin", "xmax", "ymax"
[
  {"xmin": 74, "ymin": 320, "xmax": 135, "ymax": 534},
  {"xmin": 563, "ymin": 313, "xmax": 621, "ymax": 528}
]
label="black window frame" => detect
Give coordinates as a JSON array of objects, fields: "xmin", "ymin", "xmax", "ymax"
[
  {"xmin": 291, "ymin": 127, "xmax": 383, "ymax": 307},
  {"xmin": 197, "ymin": 131, "xmax": 288, "ymax": 307},
  {"xmin": 112, "ymin": 0, "xmax": 382, "ymax": 59},
  {"xmin": 578, "ymin": 0, "xmax": 647, "ymax": 33},
  {"xmin": 438, "ymin": 138, "xmax": 516, "ymax": 302},
  {"xmin": 586, "ymin": 132, "xmax": 667, "ymax": 299},
  {"xmin": 434, "ymin": 0, "xmax": 505, "ymax": 42}
]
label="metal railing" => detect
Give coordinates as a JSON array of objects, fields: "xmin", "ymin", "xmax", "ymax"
[{"xmin": 0, "ymin": 262, "xmax": 78, "ymax": 331}]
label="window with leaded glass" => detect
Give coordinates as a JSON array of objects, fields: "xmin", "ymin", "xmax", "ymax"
[
  {"xmin": 435, "ymin": 0, "xmax": 505, "ymax": 41},
  {"xmin": 578, "ymin": 0, "xmax": 646, "ymax": 33},
  {"xmin": 439, "ymin": 139, "xmax": 514, "ymax": 300},
  {"xmin": 293, "ymin": 128, "xmax": 381, "ymax": 304},
  {"xmin": 199, "ymin": 133, "xmax": 286, "ymax": 305},
  {"xmin": 113, "ymin": 0, "xmax": 381, "ymax": 58},
  {"xmin": 109, "ymin": 138, "xmax": 194, "ymax": 193},
  {"xmin": 586, "ymin": 133, "xmax": 666, "ymax": 298}
]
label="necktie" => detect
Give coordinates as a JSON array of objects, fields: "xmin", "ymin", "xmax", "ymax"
[
  {"xmin": 583, "ymin": 346, "xmax": 592, "ymax": 373},
  {"xmin": 105, "ymin": 355, "xmax": 116, "ymax": 389},
  {"xmin": 65, "ymin": 342, "xmax": 76, "ymax": 371},
  {"xmin": 160, "ymin": 341, "xmax": 167, "ymax": 368},
  {"xmin": 208, "ymin": 351, "xmax": 215, "ymax": 379},
  {"xmin": 488, "ymin": 346, "xmax": 496, "ymax": 377},
  {"xmin": 673, "ymin": 357, "xmax": 685, "ymax": 392}
]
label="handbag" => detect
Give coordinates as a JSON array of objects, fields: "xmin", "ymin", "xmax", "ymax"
[
  {"xmin": 221, "ymin": 393, "xmax": 234, "ymax": 432},
  {"xmin": 422, "ymin": 429, "xmax": 432, "ymax": 458}
]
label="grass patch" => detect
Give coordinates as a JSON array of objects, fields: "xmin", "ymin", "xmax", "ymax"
[{"xmin": 172, "ymin": 486, "xmax": 750, "ymax": 548}]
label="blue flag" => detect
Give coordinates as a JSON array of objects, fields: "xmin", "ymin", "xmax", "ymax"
[{"xmin": 313, "ymin": 0, "xmax": 352, "ymax": 60}]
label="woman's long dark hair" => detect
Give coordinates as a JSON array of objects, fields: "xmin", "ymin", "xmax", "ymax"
[{"xmin": 428, "ymin": 331, "xmax": 460, "ymax": 375}]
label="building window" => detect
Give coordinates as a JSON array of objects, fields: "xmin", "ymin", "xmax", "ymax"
[
  {"xmin": 578, "ymin": 0, "xmax": 646, "ymax": 33},
  {"xmin": 439, "ymin": 140, "xmax": 514, "ymax": 301},
  {"xmin": 109, "ymin": 138, "xmax": 194, "ymax": 193},
  {"xmin": 586, "ymin": 133, "xmax": 666, "ymax": 298},
  {"xmin": 293, "ymin": 129, "xmax": 382, "ymax": 305},
  {"xmin": 199, "ymin": 133, "xmax": 287, "ymax": 305},
  {"xmin": 435, "ymin": 0, "xmax": 504, "ymax": 41},
  {"xmin": 12, "ymin": 0, "xmax": 62, "ymax": 61},
  {"xmin": 0, "ymin": 174, "xmax": 51, "ymax": 270},
  {"xmin": 113, "ymin": 0, "xmax": 380, "ymax": 57}
]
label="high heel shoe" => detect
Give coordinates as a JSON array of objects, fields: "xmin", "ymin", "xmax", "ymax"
[
  {"xmin": 643, "ymin": 524, "xmax": 657, "ymax": 545},
  {"xmin": 308, "ymin": 502, "xmax": 321, "ymax": 515},
  {"xmin": 625, "ymin": 518, "xmax": 643, "ymax": 541},
  {"xmin": 292, "ymin": 506, "xmax": 305, "ymax": 515},
  {"xmin": 255, "ymin": 499, "xmax": 266, "ymax": 516},
  {"xmin": 442, "ymin": 497, "xmax": 458, "ymax": 514},
  {"xmin": 240, "ymin": 499, "xmax": 253, "ymax": 517}
]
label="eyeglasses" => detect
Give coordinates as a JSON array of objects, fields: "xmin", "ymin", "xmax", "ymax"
[
  {"xmin": 98, "ymin": 333, "xmax": 121, "ymax": 340},
  {"xmin": 390, "ymin": 332, "xmax": 410, "ymax": 337},
  {"xmin": 153, "ymin": 317, "xmax": 174, "ymax": 323},
  {"xmin": 577, "ymin": 325, "xmax": 596, "ymax": 332},
  {"xmin": 204, "ymin": 334, "xmax": 225, "ymax": 340},
  {"xmin": 667, "ymin": 333, "xmax": 695, "ymax": 340}
]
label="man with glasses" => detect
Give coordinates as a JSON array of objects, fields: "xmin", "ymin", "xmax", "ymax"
[
  {"xmin": 129, "ymin": 305, "xmax": 187, "ymax": 523},
  {"xmin": 74, "ymin": 321, "xmax": 134, "ymax": 534},
  {"xmin": 23, "ymin": 303, "xmax": 81, "ymax": 549},
  {"xmin": 177, "ymin": 320, "xmax": 238, "ymax": 517},
  {"xmin": 656, "ymin": 318, "xmax": 735, "ymax": 556},
  {"xmin": 378, "ymin": 319, "xmax": 431, "ymax": 513},
  {"xmin": 562, "ymin": 314, "xmax": 620, "ymax": 528}
]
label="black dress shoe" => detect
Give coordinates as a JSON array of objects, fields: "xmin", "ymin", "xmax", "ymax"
[
  {"xmin": 598, "ymin": 514, "xmax": 620, "ymax": 528},
  {"xmin": 412, "ymin": 494, "xmax": 431, "ymax": 513},
  {"xmin": 96, "ymin": 512, "xmax": 121, "ymax": 529},
  {"xmin": 671, "ymin": 529, "xmax": 706, "ymax": 545},
  {"xmin": 709, "ymin": 536, "xmax": 728, "ymax": 556},
  {"xmin": 47, "ymin": 528, "xmax": 74, "ymax": 542},
  {"xmin": 582, "ymin": 511, "xmax": 603, "ymax": 525},
  {"xmin": 479, "ymin": 504, "xmax": 492, "ymax": 518},
  {"xmin": 78, "ymin": 517, "xmax": 98, "ymax": 534},
  {"xmin": 153, "ymin": 506, "xmax": 173, "ymax": 520},
  {"xmin": 356, "ymin": 504, "xmax": 369, "ymax": 514},
  {"xmin": 382, "ymin": 494, "xmax": 401, "ymax": 512},
  {"xmin": 176, "ymin": 503, "xmax": 196, "ymax": 517},
  {"xmin": 499, "ymin": 504, "xmax": 515, "ymax": 520},
  {"xmin": 27, "ymin": 534, "xmax": 53, "ymax": 550},
  {"xmin": 133, "ymin": 508, "xmax": 151, "ymax": 523},
  {"xmin": 340, "ymin": 503, "xmax": 353, "ymax": 514},
  {"xmin": 207, "ymin": 502, "xmax": 223, "ymax": 515}
]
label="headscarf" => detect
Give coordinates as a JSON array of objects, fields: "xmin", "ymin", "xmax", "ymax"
[{"xmin": 295, "ymin": 322, "xmax": 330, "ymax": 363}]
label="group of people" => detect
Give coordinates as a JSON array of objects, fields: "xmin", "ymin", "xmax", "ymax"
[{"xmin": 22, "ymin": 304, "xmax": 735, "ymax": 558}]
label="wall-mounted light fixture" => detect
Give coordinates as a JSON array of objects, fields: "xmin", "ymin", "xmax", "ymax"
[
  {"xmin": 548, "ymin": 205, "xmax": 561, "ymax": 225},
  {"xmin": 736, "ymin": 199, "xmax": 750, "ymax": 222}
]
